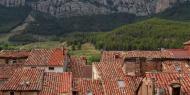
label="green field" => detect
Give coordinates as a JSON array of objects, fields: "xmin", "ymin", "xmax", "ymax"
[{"xmin": 68, "ymin": 43, "xmax": 101, "ymax": 64}]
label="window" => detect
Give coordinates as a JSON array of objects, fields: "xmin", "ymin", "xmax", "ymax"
[
  {"xmin": 10, "ymin": 59, "xmax": 16, "ymax": 64},
  {"xmin": 49, "ymin": 67, "xmax": 54, "ymax": 70},
  {"xmin": 72, "ymin": 91, "xmax": 79, "ymax": 95},
  {"xmin": 115, "ymin": 54, "xmax": 120, "ymax": 59},
  {"xmin": 10, "ymin": 92, "xmax": 14, "ymax": 95},
  {"xmin": 117, "ymin": 80, "xmax": 125, "ymax": 88},
  {"xmin": 12, "ymin": 60, "xmax": 16, "ymax": 64}
]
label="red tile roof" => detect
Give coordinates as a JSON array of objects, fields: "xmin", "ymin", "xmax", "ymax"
[
  {"xmin": 145, "ymin": 72, "xmax": 190, "ymax": 95},
  {"xmin": 0, "ymin": 64, "xmax": 21, "ymax": 80},
  {"xmin": 69, "ymin": 57, "xmax": 92, "ymax": 78},
  {"xmin": 74, "ymin": 78, "xmax": 104, "ymax": 95},
  {"xmin": 0, "ymin": 50, "xmax": 30, "ymax": 58},
  {"xmin": 94, "ymin": 62, "xmax": 142, "ymax": 95},
  {"xmin": 0, "ymin": 68, "xmax": 44, "ymax": 91},
  {"xmin": 103, "ymin": 77, "xmax": 138, "ymax": 95},
  {"xmin": 162, "ymin": 61, "xmax": 190, "ymax": 73},
  {"xmin": 94, "ymin": 62, "xmax": 125, "ymax": 80},
  {"xmin": 39, "ymin": 72, "xmax": 72, "ymax": 95},
  {"xmin": 101, "ymin": 51, "xmax": 124, "ymax": 65},
  {"xmin": 25, "ymin": 48, "xmax": 65, "ymax": 66},
  {"xmin": 125, "ymin": 50, "xmax": 173, "ymax": 59},
  {"xmin": 166, "ymin": 49, "xmax": 190, "ymax": 59}
]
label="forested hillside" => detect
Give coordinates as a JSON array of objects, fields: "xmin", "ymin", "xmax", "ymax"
[
  {"xmin": 27, "ymin": 12, "xmax": 138, "ymax": 35},
  {"xmin": 64, "ymin": 18, "xmax": 190, "ymax": 50},
  {"xmin": 57, "ymin": 2, "xmax": 190, "ymax": 50}
]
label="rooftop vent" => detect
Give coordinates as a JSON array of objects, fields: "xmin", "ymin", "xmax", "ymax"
[
  {"xmin": 156, "ymin": 88, "xmax": 165, "ymax": 95},
  {"xmin": 175, "ymin": 65, "xmax": 181, "ymax": 72},
  {"xmin": 87, "ymin": 90, "xmax": 93, "ymax": 95},
  {"xmin": 117, "ymin": 80, "xmax": 125, "ymax": 88},
  {"xmin": 20, "ymin": 80, "xmax": 30, "ymax": 86}
]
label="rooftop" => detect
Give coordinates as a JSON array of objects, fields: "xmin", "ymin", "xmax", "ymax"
[
  {"xmin": 0, "ymin": 68, "xmax": 44, "ymax": 91},
  {"xmin": 69, "ymin": 56, "xmax": 92, "ymax": 78},
  {"xmin": 39, "ymin": 72, "xmax": 72, "ymax": 95},
  {"xmin": 145, "ymin": 72, "xmax": 190, "ymax": 95},
  {"xmin": 25, "ymin": 48, "xmax": 65, "ymax": 66},
  {"xmin": 0, "ymin": 50, "xmax": 30, "ymax": 58},
  {"xmin": 74, "ymin": 78, "xmax": 104, "ymax": 95}
]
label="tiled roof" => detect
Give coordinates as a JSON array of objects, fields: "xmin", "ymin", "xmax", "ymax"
[
  {"xmin": 101, "ymin": 51, "xmax": 124, "ymax": 65},
  {"xmin": 25, "ymin": 48, "xmax": 65, "ymax": 66},
  {"xmin": 39, "ymin": 72, "xmax": 72, "ymax": 95},
  {"xmin": 0, "ymin": 50, "xmax": 30, "ymax": 58},
  {"xmin": 0, "ymin": 68, "xmax": 44, "ymax": 91},
  {"xmin": 0, "ymin": 64, "xmax": 21, "ymax": 80},
  {"xmin": 125, "ymin": 50, "xmax": 173, "ymax": 59},
  {"xmin": 145, "ymin": 72, "xmax": 190, "ymax": 95},
  {"xmin": 94, "ymin": 62, "xmax": 125, "ymax": 80},
  {"xmin": 166, "ymin": 49, "xmax": 190, "ymax": 59},
  {"xmin": 103, "ymin": 77, "xmax": 138, "ymax": 95},
  {"xmin": 69, "ymin": 57, "xmax": 92, "ymax": 78},
  {"xmin": 74, "ymin": 78, "xmax": 104, "ymax": 95},
  {"xmin": 162, "ymin": 61, "xmax": 190, "ymax": 73},
  {"xmin": 94, "ymin": 62, "xmax": 141, "ymax": 95}
]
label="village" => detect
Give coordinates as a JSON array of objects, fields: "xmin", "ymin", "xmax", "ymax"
[{"xmin": 0, "ymin": 40, "xmax": 190, "ymax": 95}]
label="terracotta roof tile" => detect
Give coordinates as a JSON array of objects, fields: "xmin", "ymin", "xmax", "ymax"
[
  {"xmin": 0, "ymin": 50, "xmax": 29, "ymax": 58},
  {"xmin": 25, "ymin": 48, "xmax": 65, "ymax": 66},
  {"xmin": 125, "ymin": 50, "xmax": 173, "ymax": 59},
  {"xmin": 39, "ymin": 72, "xmax": 72, "ymax": 95},
  {"xmin": 162, "ymin": 61, "xmax": 190, "ymax": 73},
  {"xmin": 103, "ymin": 77, "xmax": 137, "ymax": 95},
  {"xmin": 94, "ymin": 62, "xmax": 142, "ymax": 95},
  {"xmin": 94, "ymin": 62, "xmax": 125, "ymax": 80},
  {"xmin": 101, "ymin": 51, "xmax": 124, "ymax": 65},
  {"xmin": 74, "ymin": 78, "xmax": 104, "ymax": 95},
  {"xmin": 0, "ymin": 64, "xmax": 21, "ymax": 80},
  {"xmin": 0, "ymin": 68, "xmax": 44, "ymax": 91},
  {"xmin": 166, "ymin": 49, "xmax": 190, "ymax": 59},
  {"xmin": 69, "ymin": 57, "xmax": 92, "ymax": 78},
  {"xmin": 145, "ymin": 72, "xmax": 190, "ymax": 95}
]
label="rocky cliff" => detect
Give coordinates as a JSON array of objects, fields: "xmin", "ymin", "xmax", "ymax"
[
  {"xmin": 0, "ymin": 0, "xmax": 189, "ymax": 17},
  {"xmin": 0, "ymin": 0, "xmax": 25, "ymax": 7}
]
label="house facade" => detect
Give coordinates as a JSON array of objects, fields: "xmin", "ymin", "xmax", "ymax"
[
  {"xmin": 0, "ymin": 50, "xmax": 29, "ymax": 65},
  {"xmin": 24, "ymin": 48, "xmax": 69, "ymax": 72}
]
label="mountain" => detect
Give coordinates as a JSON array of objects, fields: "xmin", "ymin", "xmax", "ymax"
[
  {"xmin": 158, "ymin": 2, "xmax": 190, "ymax": 21},
  {"xmin": 0, "ymin": 6, "xmax": 29, "ymax": 33},
  {"xmin": 0, "ymin": 0, "xmax": 190, "ymax": 50},
  {"xmin": 0, "ymin": 0, "xmax": 189, "ymax": 17}
]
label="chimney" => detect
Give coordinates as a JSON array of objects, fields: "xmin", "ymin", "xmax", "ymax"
[
  {"xmin": 142, "ymin": 78, "xmax": 154, "ymax": 95},
  {"xmin": 170, "ymin": 83, "xmax": 181, "ymax": 95},
  {"xmin": 82, "ymin": 57, "xmax": 87, "ymax": 64},
  {"xmin": 62, "ymin": 47, "xmax": 66, "ymax": 55},
  {"xmin": 115, "ymin": 53, "xmax": 120, "ymax": 59}
]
